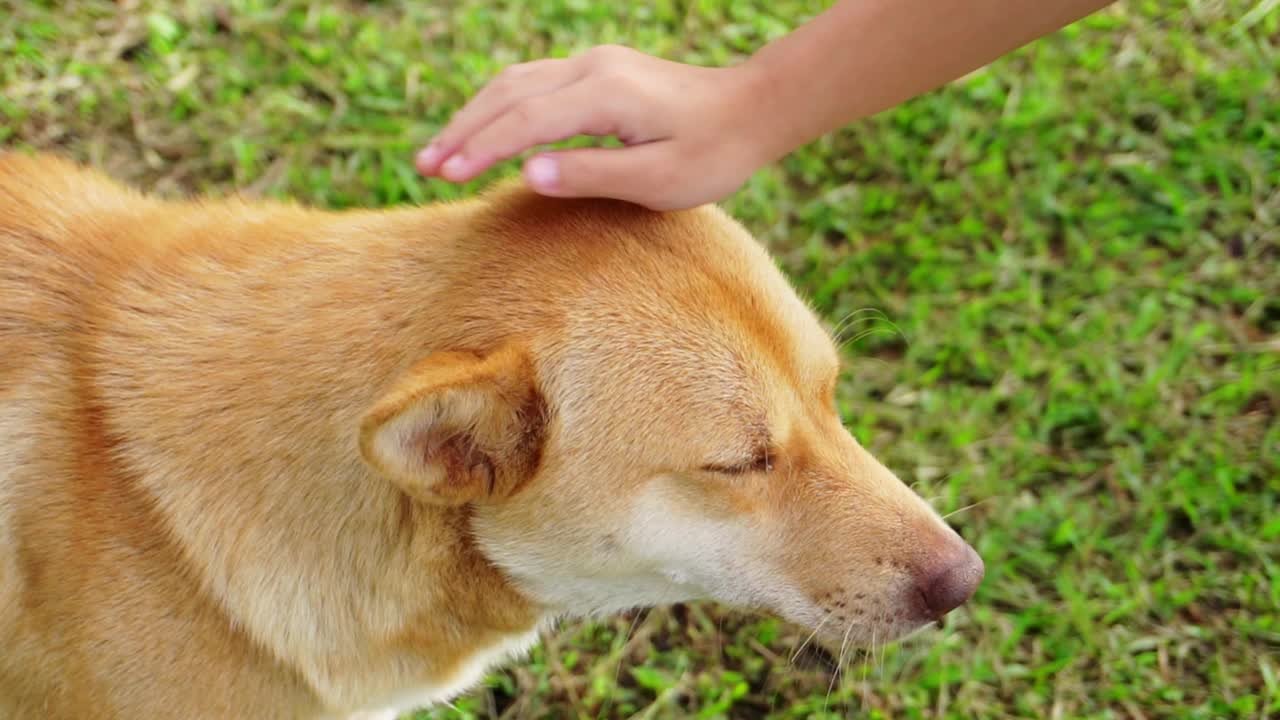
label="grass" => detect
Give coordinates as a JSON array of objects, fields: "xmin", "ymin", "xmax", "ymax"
[{"xmin": 2, "ymin": 1, "xmax": 1277, "ymax": 718}]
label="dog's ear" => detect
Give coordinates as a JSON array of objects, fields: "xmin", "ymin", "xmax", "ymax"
[{"xmin": 359, "ymin": 344, "xmax": 545, "ymax": 505}]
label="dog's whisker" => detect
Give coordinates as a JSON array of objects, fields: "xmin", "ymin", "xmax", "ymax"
[
  {"xmin": 601, "ymin": 597, "xmax": 654, "ymax": 720},
  {"xmin": 860, "ymin": 625, "xmax": 873, "ymax": 711},
  {"xmin": 832, "ymin": 308, "xmax": 910, "ymax": 351},
  {"xmin": 942, "ymin": 496, "xmax": 998, "ymax": 520},
  {"xmin": 825, "ymin": 616, "xmax": 856, "ymax": 712},
  {"xmin": 790, "ymin": 610, "xmax": 834, "ymax": 666},
  {"xmin": 836, "ymin": 327, "xmax": 899, "ymax": 354},
  {"xmin": 829, "ymin": 307, "xmax": 886, "ymax": 339}
]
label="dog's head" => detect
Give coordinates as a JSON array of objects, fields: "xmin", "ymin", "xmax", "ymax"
[{"xmin": 359, "ymin": 187, "xmax": 982, "ymax": 649}]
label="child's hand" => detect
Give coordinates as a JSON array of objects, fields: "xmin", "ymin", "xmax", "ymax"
[
  {"xmin": 415, "ymin": 45, "xmax": 768, "ymax": 211},
  {"xmin": 417, "ymin": 0, "xmax": 1113, "ymax": 210}
]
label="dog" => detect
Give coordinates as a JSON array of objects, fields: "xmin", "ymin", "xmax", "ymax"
[{"xmin": 0, "ymin": 153, "xmax": 983, "ymax": 719}]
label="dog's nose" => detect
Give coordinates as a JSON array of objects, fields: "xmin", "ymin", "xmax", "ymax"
[{"xmin": 918, "ymin": 542, "xmax": 984, "ymax": 618}]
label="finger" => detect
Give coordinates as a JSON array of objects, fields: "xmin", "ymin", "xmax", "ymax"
[
  {"xmin": 437, "ymin": 80, "xmax": 655, "ymax": 183},
  {"xmin": 416, "ymin": 58, "xmax": 582, "ymax": 175},
  {"xmin": 522, "ymin": 143, "xmax": 680, "ymax": 209}
]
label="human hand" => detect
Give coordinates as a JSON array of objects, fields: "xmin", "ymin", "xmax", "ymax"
[{"xmin": 415, "ymin": 45, "xmax": 771, "ymax": 211}]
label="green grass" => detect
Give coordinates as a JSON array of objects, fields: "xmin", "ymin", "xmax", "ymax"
[{"xmin": 3, "ymin": 1, "xmax": 1276, "ymax": 718}]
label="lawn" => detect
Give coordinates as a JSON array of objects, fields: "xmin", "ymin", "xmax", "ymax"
[{"xmin": 2, "ymin": 1, "xmax": 1276, "ymax": 718}]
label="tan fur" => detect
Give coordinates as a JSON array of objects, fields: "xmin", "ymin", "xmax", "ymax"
[{"xmin": 0, "ymin": 153, "xmax": 981, "ymax": 719}]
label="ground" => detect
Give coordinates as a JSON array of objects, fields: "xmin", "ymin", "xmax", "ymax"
[{"xmin": 1, "ymin": 1, "xmax": 1276, "ymax": 718}]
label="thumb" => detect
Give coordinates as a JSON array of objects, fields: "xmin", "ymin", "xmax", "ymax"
[{"xmin": 521, "ymin": 145, "xmax": 675, "ymax": 209}]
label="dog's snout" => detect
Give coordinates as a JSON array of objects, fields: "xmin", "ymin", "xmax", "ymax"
[{"xmin": 917, "ymin": 541, "xmax": 984, "ymax": 619}]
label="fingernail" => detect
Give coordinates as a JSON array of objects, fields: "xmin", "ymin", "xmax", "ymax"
[
  {"xmin": 525, "ymin": 155, "xmax": 559, "ymax": 190},
  {"xmin": 440, "ymin": 154, "xmax": 468, "ymax": 180},
  {"xmin": 416, "ymin": 144, "xmax": 441, "ymax": 172}
]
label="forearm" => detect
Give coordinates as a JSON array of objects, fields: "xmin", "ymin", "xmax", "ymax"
[{"xmin": 740, "ymin": 0, "xmax": 1115, "ymax": 162}]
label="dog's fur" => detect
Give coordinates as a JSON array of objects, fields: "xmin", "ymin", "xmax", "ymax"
[{"xmin": 0, "ymin": 153, "xmax": 982, "ymax": 719}]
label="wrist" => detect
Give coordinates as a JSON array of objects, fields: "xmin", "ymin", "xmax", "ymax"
[{"xmin": 724, "ymin": 53, "xmax": 804, "ymax": 169}]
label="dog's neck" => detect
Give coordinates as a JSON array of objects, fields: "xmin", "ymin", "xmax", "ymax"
[{"xmin": 93, "ymin": 200, "xmax": 550, "ymax": 711}]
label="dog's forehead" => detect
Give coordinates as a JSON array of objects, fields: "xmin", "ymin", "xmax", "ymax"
[
  {"xmin": 507, "ymin": 197, "xmax": 838, "ymax": 426},
  {"xmin": 538, "ymin": 266, "xmax": 833, "ymax": 446},
  {"xmin": 549, "ymin": 300, "xmax": 760, "ymax": 405}
]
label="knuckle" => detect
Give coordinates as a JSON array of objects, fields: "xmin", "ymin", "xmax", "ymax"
[
  {"xmin": 599, "ymin": 67, "xmax": 638, "ymax": 95},
  {"xmin": 488, "ymin": 63, "xmax": 530, "ymax": 96},
  {"xmin": 481, "ymin": 80, "xmax": 514, "ymax": 107},
  {"xmin": 509, "ymin": 99, "xmax": 540, "ymax": 127},
  {"xmin": 585, "ymin": 43, "xmax": 629, "ymax": 68}
]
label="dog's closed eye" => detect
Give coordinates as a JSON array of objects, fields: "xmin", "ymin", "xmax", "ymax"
[{"xmin": 701, "ymin": 447, "xmax": 774, "ymax": 475}]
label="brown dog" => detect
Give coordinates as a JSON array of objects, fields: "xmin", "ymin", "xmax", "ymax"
[{"xmin": 0, "ymin": 153, "xmax": 982, "ymax": 719}]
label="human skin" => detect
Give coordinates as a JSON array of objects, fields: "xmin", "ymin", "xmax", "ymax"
[{"xmin": 416, "ymin": 0, "xmax": 1114, "ymax": 210}]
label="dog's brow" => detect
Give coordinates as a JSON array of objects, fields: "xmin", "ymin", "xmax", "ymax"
[
  {"xmin": 703, "ymin": 417, "xmax": 770, "ymax": 466},
  {"xmin": 747, "ymin": 421, "xmax": 772, "ymax": 455},
  {"xmin": 702, "ymin": 431, "xmax": 774, "ymax": 474}
]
